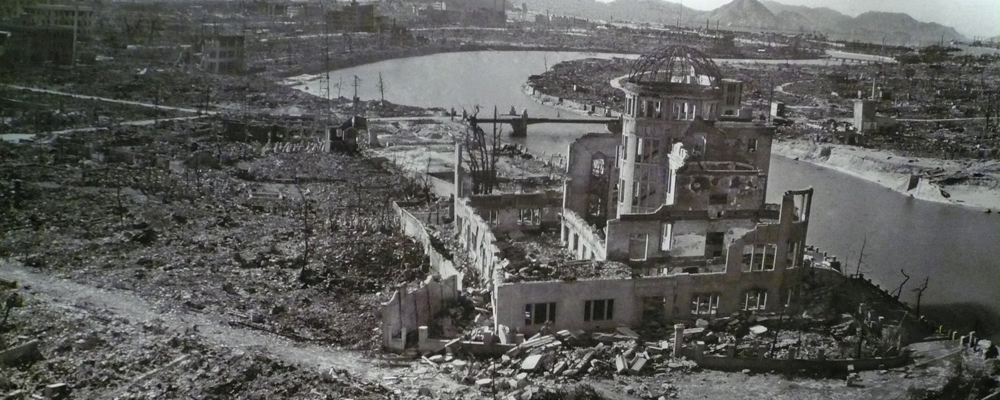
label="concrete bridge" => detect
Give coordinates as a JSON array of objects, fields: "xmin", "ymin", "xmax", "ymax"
[{"xmin": 466, "ymin": 111, "xmax": 622, "ymax": 137}]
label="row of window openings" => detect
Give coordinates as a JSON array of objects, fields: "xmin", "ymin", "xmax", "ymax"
[
  {"xmin": 620, "ymin": 137, "xmax": 662, "ymax": 164},
  {"xmin": 524, "ymin": 299, "xmax": 614, "ymax": 326},
  {"xmin": 486, "ymin": 209, "xmax": 542, "ymax": 225},
  {"xmin": 625, "ymin": 98, "xmax": 715, "ymax": 121},
  {"xmin": 619, "ymin": 136, "xmax": 758, "ymax": 167},
  {"xmin": 631, "ymin": 225, "xmax": 800, "ymax": 263},
  {"xmin": 208, "ymin": 50, "xmax": 239, "ymax": 59},
  {"xmin": 690, "ymin": 289, "xmax": 788, "ymax": 314},
  {"xmin": 619, "ymin": 177, "xmax": 730, "ymax": 208},
  {"xmin": 526, "ymin": 291, "xmax": 787, "ymax": 326}
]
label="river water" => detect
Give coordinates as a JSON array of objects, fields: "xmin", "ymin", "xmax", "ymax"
[{"xmin": 294, "ymin": 50, "xmax": 1000, "ymax": 338}]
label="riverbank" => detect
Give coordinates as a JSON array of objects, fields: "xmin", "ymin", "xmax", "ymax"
[
  {"xmin": 281, "ymin": 44, "xmax": 825, "ymax": 81},
  {"xmin": 521, "ymin": 82, "xmax": 622, "ymax": 119},
  {"xmin": 279, "ymin": 44, "xmax": 630, "ymax": 79},
  {"xmin": 772, "ymin": 139, "xmax": 1000, "ymax": 210}
]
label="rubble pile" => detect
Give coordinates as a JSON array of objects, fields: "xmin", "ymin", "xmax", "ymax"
[
  {"xmin": 0, "ymin": 292, "xmax": 390, "ymax": 399},
  {"xmin": 1, "ymin": 120, "xmax": 436, "ymax": 350},
  {"xmin": 498, "ymin": 233, "xmax": 631, "ymax": 283},
  {"xmin": 423, "ymin": 327, "xmax": 698, "ymax": 399}
]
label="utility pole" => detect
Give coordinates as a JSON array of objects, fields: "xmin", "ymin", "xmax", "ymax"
[
  {"xmin": 71, "ymin": 4, "xmax": 79, "ymax": 68},
  {"xmin": 377, "ymin": 72, "xmax": 385, "ymax": 105},
  {"xmin": 321, "ymin": 0, "xmax": 332, "ymax": 133},
  {"xmin": 352, "ymin": 75, "xmax": 361, "ymax": 110},
  {"xmin": 678, "ymin": 0, "xmax": 682, "ymax": 28}
]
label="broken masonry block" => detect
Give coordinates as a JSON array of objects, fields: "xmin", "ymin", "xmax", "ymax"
[
  {"xmin": 521, "ymin": 354, "xmax": 542, "ymax": 371},
  {"xmin": 673, "ymin": 324, "xmax": 685, "ymax": 357},
  {"xmin": 0, "ymin": 340, "xmax": 42, "ymax": 367},
  {"xmin": 616, "ymin": 327, "xmax": 640, "ymax": 339},
  {"xmin": 44, "ymin": 383, "xmax": 71, "ymax": 400},
  {"xmin": 475, "ymin": 378, "xmax": 493, "ymax": 388},
  {"xmin": 551, "ymin": 361, "xmax": 567, "ymax": 375},
  {"xmin": 615, "ymin": 355, "xmax": 628, "ymax": 374},
  {"xmin": 630, "ymin": 357, "xmax": 648, "ymax": 375}
]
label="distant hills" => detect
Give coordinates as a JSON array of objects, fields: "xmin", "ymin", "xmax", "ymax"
[
  {"xmin": 706, "ymin": 0, "xmax": 781, "ymax": 30},
  {"xmin": 521, "ymin": 0, "xmax": 968, "ymax": 45}
]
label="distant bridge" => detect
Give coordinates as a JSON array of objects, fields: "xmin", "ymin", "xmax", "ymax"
[
  {"xmin": 466, "ymin": 112, "xmax": 622, "ymax": 137},
  {"xmin": 822, "ymin": 50, "xmax": 897, "ymax": 65}
]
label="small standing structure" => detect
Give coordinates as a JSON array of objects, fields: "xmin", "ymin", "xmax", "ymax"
[{"xmin": 200, "ymin": 35, "xmax": 245, "ymax": 74}]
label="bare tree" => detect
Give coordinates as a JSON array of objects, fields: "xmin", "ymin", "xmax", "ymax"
[
  {"xmin": 912, "ymin": 277, "xmax": 930, "ymax": 316},
  {"xmin": 463, "ymin": 106, "xmax": 502, "ymax": 195},
  {"xmin": 892, "ymin": 269, "xmax": 910, "ymax": 299}
]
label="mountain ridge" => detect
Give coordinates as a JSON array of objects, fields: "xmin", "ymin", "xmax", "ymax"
[{"xmin": 520, "ymin": 0, "xmax": 968, "ymax": 45}]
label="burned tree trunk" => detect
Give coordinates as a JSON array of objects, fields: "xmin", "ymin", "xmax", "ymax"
[
  {"xmin": 892, "ymin": 269, "xmax": 910, "ymax": 300},
  {"xmin": 463, "ymin": 106, "xmax": 502, "ymax": 195},
  {"xmin": 913, "ymin": 277, "xmax": 930, "ymax": 316}
]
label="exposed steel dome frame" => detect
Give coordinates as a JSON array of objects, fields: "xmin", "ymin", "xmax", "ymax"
[{"xmin": 627, "ymin": 45, "xmax": 723, "ymax": 88}]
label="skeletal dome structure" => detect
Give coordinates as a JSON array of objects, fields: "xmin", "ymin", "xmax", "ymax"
[{"xmin": 626, "ymin": 45, "xmax": 723, "ymax": 88}]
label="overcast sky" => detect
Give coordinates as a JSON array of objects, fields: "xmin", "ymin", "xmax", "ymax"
[{"xmin": 603, "ymin": 0, "xmax": 1000, "ymax": 38}]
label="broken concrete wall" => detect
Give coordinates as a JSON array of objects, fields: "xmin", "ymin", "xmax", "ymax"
[
  {"xmin": 495, "ymin": 190, "xmax": 814, "ymax": 334},
  {"xmin": 454, "ymin": 197, "xmax": 504, "ymax": 286},
  {"xmin": 560, "ymin": 209, "xmax": 606, "ymax": 261},
  {"xmin": 426, "ymin": 171, "xmax": 456, "ymax": 199},
  {"xmin": 467, "ymin": 191, "xmax": 562, "ymax": 233},
  {"xmin": 381, "ymin": 275, "xmax": 460, "ymax": 351},
  {"xmin": 671, "ymin": 170, "xmax": 766, "ymax": 213},
  {"xmin": 394, "ymin": 202, "xmax": 463, "ymax": 284},
  {"xmin": 494, "ymin": 255, "xmax": 804, "ymax": 336},
  {"xmin": 603, "ymin": 216, "xmax": 758, "ymax": 262},
  {"xmin": 563, "ymin": 133, "xmax": 618, "ymax": 221},
  {"xmin": 495, "ymin": 278, "xmax": 638, "ymax": 335}
]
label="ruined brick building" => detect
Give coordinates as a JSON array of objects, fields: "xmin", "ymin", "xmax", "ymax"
[{"xmin": 449, "ymin": 46, "xmax": 816, "ymax": 336}]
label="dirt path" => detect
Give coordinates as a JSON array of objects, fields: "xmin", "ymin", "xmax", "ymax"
[
  {"xmin": 0, "ymin": 262, "xmax": 471, "ymax": 397},
  {"xmin": 4, "ymin": 85, "xmax": 214, "ymax": 114}
]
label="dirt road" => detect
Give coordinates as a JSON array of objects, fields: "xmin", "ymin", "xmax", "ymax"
[{"xmin": 0, "ymin": 261, "xmax": 473, "ymax": 398}]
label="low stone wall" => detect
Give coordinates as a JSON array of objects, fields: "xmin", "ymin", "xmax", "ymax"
[
  {"xmin": 522, "ymin": 83, "xmax": 620, "ymax": 119},
  {"xmin": 381, "ymin": 275, "xmax": 460, "ymax": 352},
  {"xmin": 393, "ymin": 202, "xmax": 462, "ymax": 284}
]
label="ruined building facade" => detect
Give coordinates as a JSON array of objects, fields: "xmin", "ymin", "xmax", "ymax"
[
  {"xmin": 448, "ymin": 47, "xmax": 817, "ymax": 336},
  {"xmin": 200, "ymin": 35, "xmax": 245, "ymax": 74}
]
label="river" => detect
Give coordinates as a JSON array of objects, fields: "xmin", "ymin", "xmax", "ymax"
[{"xmin": 293, "ymin": 50, "xmax": 1000, "ymax": 339}]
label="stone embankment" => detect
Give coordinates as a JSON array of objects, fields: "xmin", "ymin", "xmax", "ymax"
[
  {"xmin": 522, "ymin": 82, "xmax": 621, "ymax": 120},
  {"xmin": 771, "ymin": 139, "xmax": 1000, "ymax": 210}
]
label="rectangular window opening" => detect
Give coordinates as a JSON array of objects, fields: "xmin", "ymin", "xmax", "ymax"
[
  {"xmin": 525, "ymin": 302, "xmax": 557, "ymax": 326},
  {"xmin": 584, "ymin": 299, "xmax": 614, "ymax": 322},
  {"xmin": 691, "ymin": 294, "xmax": 721, "ymax": 315},
  {"xmin": 660, "ymin": 223, "xmax": 673, "ymax": 251}
]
